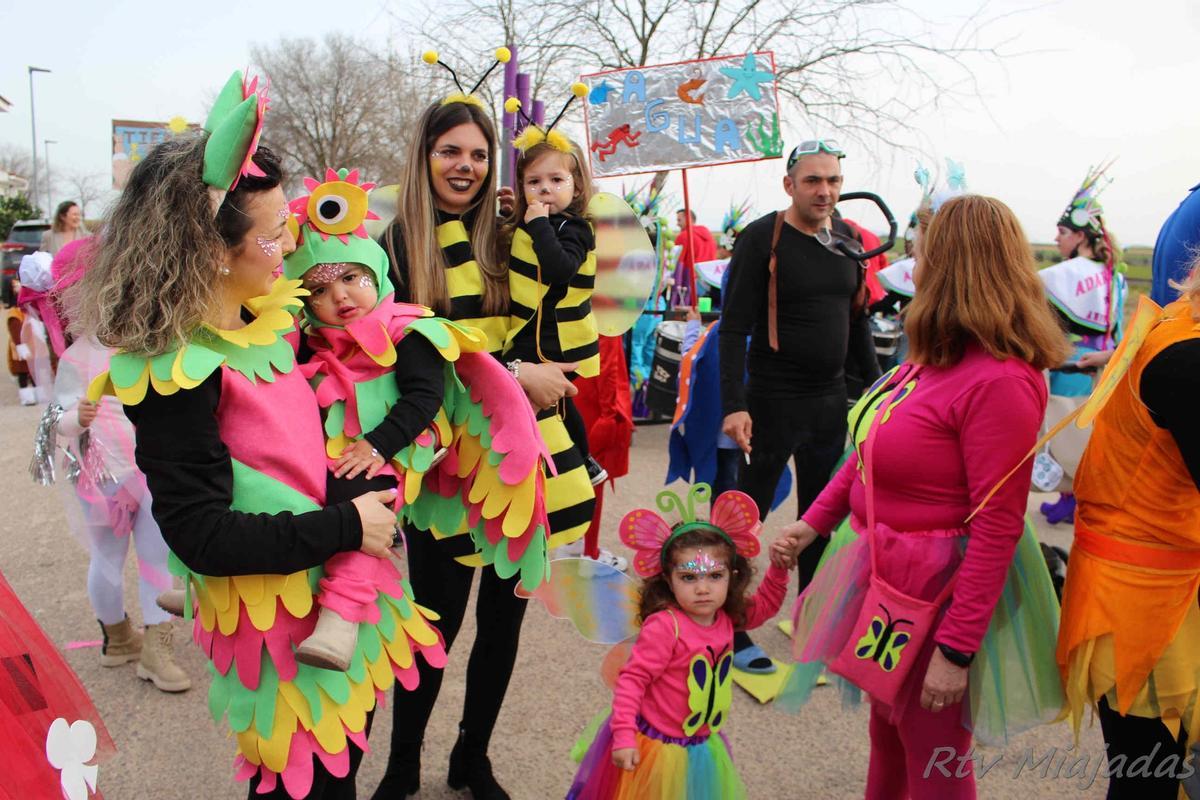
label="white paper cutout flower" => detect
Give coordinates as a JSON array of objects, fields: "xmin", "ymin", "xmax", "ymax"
[{"xmin": 45, "ymin": 718, "xmax": 99, "ymax": 800}]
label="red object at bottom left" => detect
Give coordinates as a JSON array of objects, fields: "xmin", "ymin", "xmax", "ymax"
[{"xmin": 0, "ymin": 569, "xmax": 114, "ymax": 800}]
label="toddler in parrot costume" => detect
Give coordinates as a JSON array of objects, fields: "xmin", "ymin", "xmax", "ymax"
[{"xmin": 283, "ymin": 168, "xmax": 556, "ymax": 672}]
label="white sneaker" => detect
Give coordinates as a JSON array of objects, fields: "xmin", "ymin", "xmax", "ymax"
[
  {"xmin": 588, "ymin": 549, "xmax": 628, "ymax": 573},
  {"xmin": 18, "ymin": 386, "xmax": 37, "ymax": 406}
]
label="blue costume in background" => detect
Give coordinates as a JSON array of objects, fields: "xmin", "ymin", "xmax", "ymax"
[{"xmin": 1152, "ymin": 182, "xmax": 1200, "ymax": 305}]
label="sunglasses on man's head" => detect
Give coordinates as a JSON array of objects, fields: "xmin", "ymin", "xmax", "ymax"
[{"xmin": 786, "ymin": 139, "xmax": 845, "ymax": 170}]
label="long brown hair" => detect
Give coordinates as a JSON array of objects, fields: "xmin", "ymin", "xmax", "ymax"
[
  {"xmin": 500, "ymin": 138, "xmax": 594, "ymax": 263},
  {"xmin": 905, "ymin": 195, "xmax": 1071, "ymax": 369},
  {"xmin": 390, "ymin": 101, "xmax": 507, "ymax": 316},
  {"xmin": 638, "ymin": 527, "xmax": 753, "ymax": 629}
]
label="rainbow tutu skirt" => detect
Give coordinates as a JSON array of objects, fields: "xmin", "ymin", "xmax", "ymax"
[{"xmin": 566, "ymin": 713, "xmax": 746, "ymax": 800}]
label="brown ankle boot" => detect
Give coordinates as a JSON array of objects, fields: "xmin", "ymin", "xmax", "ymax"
[
  {"xmin": 137, "ymin": 622, "xmax": 191, "ymax": 692},
  {"xmin": 295, "ymin": 607, "xmax": 359, "ymax": 671},
  {"xmin": 99, "ymin": 617, "xmax": 142, "ymax": 667}
]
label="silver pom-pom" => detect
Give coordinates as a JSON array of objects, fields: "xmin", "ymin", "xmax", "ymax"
[
  {"xmin": 79, "ymin": 431, "xmax": 118, "ymax": 489},
  {"xmin": 30, "ymin": 402, "xmax": 64, "ymax": 485}
]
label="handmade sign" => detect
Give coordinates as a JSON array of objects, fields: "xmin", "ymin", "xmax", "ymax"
[{"xmin": 581, "ymin": 52, "xmax": 781, "ymax": 178}]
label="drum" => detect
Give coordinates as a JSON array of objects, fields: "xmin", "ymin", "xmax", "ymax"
[{"xmin": 646, "ymin": 320, "xmax": 686, "ymax": 418}]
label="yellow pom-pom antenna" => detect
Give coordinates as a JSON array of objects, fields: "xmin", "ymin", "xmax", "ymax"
[
  {"xmin": 504, "ymin": 97, "xmax": 521, "ymax": 114},
  {"xmin": 427, "ymin": 46, "xmax": 511, "ymax": 108},
  {"xmin": 542, "ymin": 80, "xmax": 587, "ymax": 142},
  {"xmin": 467, "ymin": 44, "xmax": 512, "ymax": 95}
]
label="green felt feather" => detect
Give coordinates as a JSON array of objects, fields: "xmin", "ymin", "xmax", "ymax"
[
  {"xmin": 354, "ymin": 373, "xmax": 399, "ymax": 436},
  {"xmin": 325, "ymin": 401, "xmax": 346, "ymax": 440},
  {"xmin": 178, "ymin": 340, "xmax": 225, "ymax": 384},
  {"xmin": 401, "ymin": 487, "xmax": 468, "ymax": 534},
  {"xmin": 149, "ymin": 351, "xmax": 177, "ymax": 383},
  {"xmin": 203, "ymin": 94, "xmax": 258, "ymax": 192},
  {"xmin": 108, "ymin": 351, "xmax": 151, "ymax": 389},
  {"xmin": 204, "ymin": 73, "xmax": 246, "ymax": 132},
  {"xmin": 404, "ymin": 317, "xmax": 453, "ymax": 351}
]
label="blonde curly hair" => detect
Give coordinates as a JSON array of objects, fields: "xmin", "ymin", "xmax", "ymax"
[{"xmin": 67, "ymin": 136, "xmax": 283, "ymax": 355}]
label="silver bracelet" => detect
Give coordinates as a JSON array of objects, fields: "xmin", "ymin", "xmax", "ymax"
[{"xmin": 506, "ymin": 359, "xmax": 521, "ymax": 380}]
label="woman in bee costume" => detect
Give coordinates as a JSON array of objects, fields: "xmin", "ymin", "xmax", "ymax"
[{"xmin": 373, "ymin": 50, "xmax": 595, "ymax": 800}]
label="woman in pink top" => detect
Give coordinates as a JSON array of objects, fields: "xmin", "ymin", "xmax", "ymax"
[
  {"xmin": 567, "ymin": 484, "xmax": 792, "ymax": 800},
  {"xmin": 780, "ymin": 195, "xmax": 1070, "ymax": 799}
]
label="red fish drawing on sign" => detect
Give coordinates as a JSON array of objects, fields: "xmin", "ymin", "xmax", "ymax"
[
  {"xmin": 590, "ymin": 124, "xmax": 642, "ymax": 162},
  {"xmin": 677, "ymin": 78, "xmax": 707, "ymax": 105}
]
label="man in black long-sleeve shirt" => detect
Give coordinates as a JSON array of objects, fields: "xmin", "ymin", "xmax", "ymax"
[{"xmin": 720, "ymin": 141, "xmax": 879, "ymax": 594}]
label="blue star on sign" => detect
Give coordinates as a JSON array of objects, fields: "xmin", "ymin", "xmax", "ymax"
[{"xmin": 719, "ymin": 54, "xmax": 773, "ymax": 101}]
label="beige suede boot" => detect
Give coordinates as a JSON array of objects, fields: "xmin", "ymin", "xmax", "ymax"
[
  {"xmin": 136, "ymin": 622, "xmax": 191, "ymax": 692},
  {"xmin": 155, "ymin": 588, "xmax": 187, "ymax": 617},
  {"xmin": 295, "ymin": 607, "xmax": 359, "ymax": 671},
  {"xmin": 98, "ymin": 617, "xmax": 142, "ymax": 667}
]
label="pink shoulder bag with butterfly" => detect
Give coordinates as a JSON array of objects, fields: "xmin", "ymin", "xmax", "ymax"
[{"xmin": 827, "ymin": 364, "xmax": 960, "ymax": 707}]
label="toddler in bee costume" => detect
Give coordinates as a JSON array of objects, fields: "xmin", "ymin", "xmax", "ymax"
[{"xmin": 501, "ymin": 87, "xmax": 610, "ymax": 492}]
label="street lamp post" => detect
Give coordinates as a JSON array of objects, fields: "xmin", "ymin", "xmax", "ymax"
[
  {"xmin": 27, "ymin": 66, "xmax": 51, "ymax": 217},
  {"xmin": 43, "ymin": 140, "xmax": 56, "ymax": 216}
]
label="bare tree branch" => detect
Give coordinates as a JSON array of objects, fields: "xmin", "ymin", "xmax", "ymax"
[
  {"xmin": 251, "ymin": 33, "xmax": 425, "ymax": 189},
  {"xmin": 387, "ymin": 0, "xmax": 1015, "ymax": 163}
]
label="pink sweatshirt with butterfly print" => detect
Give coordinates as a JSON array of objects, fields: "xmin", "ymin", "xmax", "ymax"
[
  {"xmin": 800, "ymin": 343, "xmax": 1047, "ymax": 656},
  {"xmin": 610, "ymin": 563, "xmax": 790, "ymax": 751}
]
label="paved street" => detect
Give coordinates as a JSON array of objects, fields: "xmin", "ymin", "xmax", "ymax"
[{"xmin": 0, "ymin": 364, "xmax": 1107, "ymax": 799}]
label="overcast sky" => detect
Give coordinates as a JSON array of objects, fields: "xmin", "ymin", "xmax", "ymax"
[{"xmin": 2, "ymin": 0, "xmax": 1196, "ymax": 245}]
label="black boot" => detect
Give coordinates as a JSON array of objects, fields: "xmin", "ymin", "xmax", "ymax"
[
  {"xmin": 447, "ymin": 725, "xmax": 510, "ymax": 800},
  {"xmin": 371, "ymin": 740, "xmax": 421, "ymax": 799}
]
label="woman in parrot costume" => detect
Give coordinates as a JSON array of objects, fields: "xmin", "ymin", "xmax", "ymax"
[{"xmin": 73, "ymin": 71, "xmax": 436, "ymax": 799}]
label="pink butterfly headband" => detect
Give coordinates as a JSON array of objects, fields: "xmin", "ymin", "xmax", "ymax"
[{"xmin": 618, "ymin": 483, "xmax": 762, "ymax": 578}]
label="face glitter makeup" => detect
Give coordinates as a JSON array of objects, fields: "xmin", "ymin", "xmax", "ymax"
[
  {"xmin": 276, "ymin": 207, "xmax": 290, "ymax": 219},
  {"xmin": 676, "ymin": 550, "xmax": 724, "ymax": 575},
  {"xmin": 358, "ymin": 273, "xmax": 374, "ymax": 289},
  {"xmin": 256, "ymin": 235, "xmax": 281, "ymax": 258},
  {"xmin": 306, "ymin": 262, "xmax": 352, "ymax": 285}
]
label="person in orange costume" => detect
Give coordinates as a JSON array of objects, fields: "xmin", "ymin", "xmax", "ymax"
[{"xmin": 1056, "ymin": 263, "xmax": 1200, "ymax": 800}]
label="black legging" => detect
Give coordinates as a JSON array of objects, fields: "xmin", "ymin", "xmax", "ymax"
[
  {"xmin": 738, "ymin": 391, "xmax": 847, "ymax": 590},
  {"xmin": 376, "ymin": 525, "xmax": 528, "ymax": 776},
  {"xmin": 1097, "ymin": 696, "xmax": 1189, "ymax": 799}
]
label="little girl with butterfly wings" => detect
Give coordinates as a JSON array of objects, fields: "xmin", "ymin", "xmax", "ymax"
[{"xmin": 563, "ymin": 484, "xmax": 794, "ymax": 800}]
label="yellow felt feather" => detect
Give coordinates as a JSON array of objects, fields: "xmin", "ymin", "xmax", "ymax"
[{"xmin": 503, "ymin": 476, "xmax": 537, "ymax": 538}]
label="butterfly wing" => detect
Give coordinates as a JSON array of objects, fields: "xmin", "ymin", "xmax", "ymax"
[
  {"xmin": 708, "ymin": 490, "xmax": 762, "ymax": 558},
  {"xmin": 517, "ymin": 557, "xmax": 640, "ymax": 644},
  {"xmin": 854, "ymin": 616, "xmax": 885, "ymax": 660},
  {"xmin": 708, "ymin": 649, "xmax": 734, "ymax": 732},
  {"xmin": 683, "ymin": 654, "xmax": 712, "ymax": 736},
  {"xmin": 618, "ymin": 508, "xmax": 674, "ymax": 577},
  {"xmin": 879, "ymin": 630, "xmax": 911, "ymax": 672}
]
